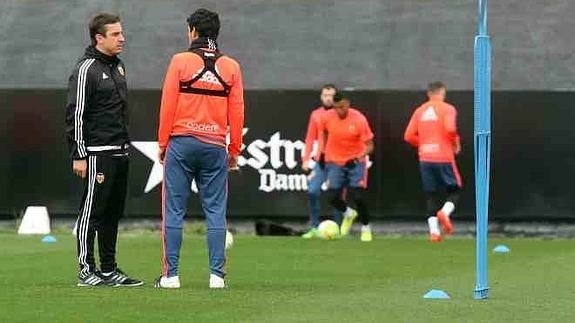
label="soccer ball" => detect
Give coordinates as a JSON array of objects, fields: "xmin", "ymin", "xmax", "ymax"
[
  {"xmin": 225, "ymin": 230, "xmax": 234, "ymax": 250},
  {"xmin": 317, "ymin": 220, "xmax": 340, "ymax": 240}
]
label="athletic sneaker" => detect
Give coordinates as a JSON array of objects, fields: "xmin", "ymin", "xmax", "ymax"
[
  {"xmin": 360, "ymin": 225, "xmax": 373, "ymax": 242},
  {"xmin": 340, "ymin": 208, "xmax": 358, "ymax": 236},
  {"xmin": 99, "ymin": 268, "xmax": 143, "ymax": 287},
  {"xmin": 301, "ymin": 228, "xmax": 319, "ymax": 239},
  {"xmin": 154, "ymin": 276, "xmax": 181, "ymax": 289},
  {"xmin": 436, "ymin": 211, "xmax": 454, "ymax": 235},
  {"xmin": 77, "ymin": 272, "xmax": 107, "ymax": 287},
  {"xmin": 429, "ymin": 233, "xmax": 442, "ymax": 243},
  {"xmin": 209, "ymin": 274, "xmax": 226, "ymax": 289}
]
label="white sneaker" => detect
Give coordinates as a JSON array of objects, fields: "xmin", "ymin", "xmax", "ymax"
[
  {"xmin": 209, "ymin": 274, "xmax": 226, "ymax": 289},
  {"xmin": 153, "ymin": 276, "xmax": 181, "ymax": 289}
]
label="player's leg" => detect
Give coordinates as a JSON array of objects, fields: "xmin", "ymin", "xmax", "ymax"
[
  {"xmin": 436, "ymin": 162, "xmax": 462, "ymax": 234},
  {"xmin": 302, "ymin": 163, "xmax": 324, "ymax": 238},
  {"xmin": 98, "ymin": 155, "xmax": 143, "ymax": 287},
  {"xmin": 194, "ymin": 139, "xmax": 228, "ymax": 288},
  {"xmin": 76, "ymin": 155, "xmax": 107, "ymax": 286},
  {"xmin": 348, "ymin": 160, "xmax": 372, "ymax": 241},
  {"xmin": 419, "ymin": 162, "xmax": 442, "ymax": 242},
  {"xmin": 155, "ymin": 137, "xmax": 194, "ymax": 288},
  {"xmin": 327, "ymin": 163, "xmax": 356, "ymax": 236},
  {"xmin": 95, "ymin": 156, "xmax": 119, "ymax": 275},
  {"xmin": 445, "ymin": 185, "xmax": 461, "ymax": 210},
  {"xmin": 334, "ymin": 189, "xmax": 346, "ymax": 225},
  {"xmin": 425, "ymin": 191, "xmax": 442, "ymax": 242}
]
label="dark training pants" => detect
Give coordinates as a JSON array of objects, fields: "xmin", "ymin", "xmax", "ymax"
[{"xmin": 76, "ymin": 154, "xmax": 129, "ymax": 276}]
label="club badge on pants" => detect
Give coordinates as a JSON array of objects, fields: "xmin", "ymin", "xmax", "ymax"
[{"xmin": 96, "ymin": 173, "xmax": 105, "ymax": 184}]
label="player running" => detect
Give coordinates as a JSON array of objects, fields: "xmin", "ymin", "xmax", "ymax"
[
  {"xmin": 404, "ymin": 81, "xmax": 462, "ymax": 242},
  {"xmin": 301, "ymin": 84, "xmax": 344, "ymax": 238},
  {"xmin": 155, "ymin": 9, "xmax": 245, "ymax": 289},
  {"xmin": 320, "ymin": 94, "xmax": 374, "ymax": 242}
]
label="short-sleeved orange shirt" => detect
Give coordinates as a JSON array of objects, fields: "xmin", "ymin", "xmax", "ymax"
[{"xmin": 321, "ymin": 108, "xmax": 374, "ymax": 165}]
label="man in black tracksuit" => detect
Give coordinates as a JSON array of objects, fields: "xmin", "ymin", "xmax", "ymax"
[{"xmin": 65, "ymin": 13, "xmax": 142, "ymax": 287}]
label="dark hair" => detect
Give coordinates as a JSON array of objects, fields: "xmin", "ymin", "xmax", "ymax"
[
  {"xmin": 333, "ymin": 93, "xmax": 347, "ymax": 103},
  {"xmin": 89, "ymin": 13, "xmax": 121, "ymax": 46},
  {"xmin": 321, "ymin": 84, "xmax": 338, "ymax": 92},
  {"xmin": 427, "ymin": 81, "xmax": 446, "ymax": 93},
  {"xmin": 187, "ymin": 9, "xmax": 220, "ymax": 39}
]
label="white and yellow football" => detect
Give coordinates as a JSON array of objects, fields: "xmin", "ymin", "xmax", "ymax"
[{"xmin": 317, "ymin": 220, "xmax": 340, "ymax": 240}]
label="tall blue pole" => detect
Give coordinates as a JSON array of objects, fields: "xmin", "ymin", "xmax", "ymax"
[{"xmin": 474, "ymin": 0, "xmax": 491, "ymax": 300}]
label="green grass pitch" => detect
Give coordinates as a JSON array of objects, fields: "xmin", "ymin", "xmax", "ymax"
[{"xmin": 0, "ymin": 233, "xmax": 574, "ymax": 322}]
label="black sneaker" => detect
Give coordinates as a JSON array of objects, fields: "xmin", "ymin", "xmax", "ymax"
[
  {"xmin": 98, "ymin": 268, "xmax": 144, "ymax": 287},
  {"xmin": 77, "ymin": 272, "xmax": 107, "ymax": 287}
]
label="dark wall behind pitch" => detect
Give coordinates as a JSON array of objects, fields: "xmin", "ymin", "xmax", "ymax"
[
  {"xmin": 0, "ymin": 0, "xmax": 573, "ymax": 90},
  {"xmin": 0, "ymin": 89, "xmax": 574, "ymax": 221}
]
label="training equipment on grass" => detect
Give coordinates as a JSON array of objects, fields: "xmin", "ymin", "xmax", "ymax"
[
  {"xmin": 317, "ymin": 220, "xmax": 340, "ymax": 240},
  {"xmin": 493, "ymin": 245, "xmax": 510, "ymax": 253},
  {"xmin": 41, "ymin": 235, "xmax": 57, "ymax": 244},
  {"xmin": 423, "ymin": 289, "xmax": 451, "ymax": 300},
  {"xmin": 225, "ymin": 230, "xmax": 234, "ymax": 250},
  {"xmin": 474, "ymin": 0, "xmax": 492, "ymax": 300},
  {"xmin": 18, "ymin": 206, "xmax": 51, "ymax": 235}
]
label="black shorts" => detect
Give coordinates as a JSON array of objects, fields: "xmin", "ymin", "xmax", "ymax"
[{"xmin": 419, "ymin": 161, "xmax": 462, "ymax": 193}]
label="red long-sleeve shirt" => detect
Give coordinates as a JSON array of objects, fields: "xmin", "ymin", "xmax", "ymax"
[
  {"xmin": 303, "ymin": 107, "xmax": 330, "ymax": 163},
  {"xmin": 404, "ymin": 100, "xmax": 460, "ymax": 163},
  {"xmin": 158, "ymin": 49, "xmax": 245, "ymax": 156}
]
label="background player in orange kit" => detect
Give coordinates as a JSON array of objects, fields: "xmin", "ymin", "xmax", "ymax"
[
  {"xmin": 321, "ymin": 94, "xmax": 374, "ymax": 241},
  {"xmin": 404, "ymin": 81, "xmax": 462, "ymax": 242},
  {"xmin": 301, "ymin": 84, "xmax": 344, "ymax": 238}
]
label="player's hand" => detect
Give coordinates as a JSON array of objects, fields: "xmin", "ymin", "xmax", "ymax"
[
  {"xmin": 344, "ymin": 159, "xmax": 359, "ymax": 169},
  {"xmin": 158, "ymin": 149, "xmax": 166, "ymax": 165},
  {"xmin": 73, "ymin": 159, "xmax": 87, "ymax": 178},
  {"xmin": 302, "ymin": 161, "xmax": 311, "ymax": 173},
  {"xmin": 454, "ymin": 143, "xmax": 461, "ymax": 155},
  {"xmin": 228, "ymin": 154, "xmax": 239, "ymax": 171},
  {"xmin": 318, "ymin": 154, "xmax": 326, "ymax": 169}
]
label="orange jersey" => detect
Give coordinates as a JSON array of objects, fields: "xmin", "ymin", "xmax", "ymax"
[
  {"xmin": 303, "ymin": 106, "xmax": 330, "ymax": 162},
  {"xmin": 404, "ymin": 100, "xmax": 460, "ymax": 163},
  {"xmin": 158, "ymin": 49, "xmax": 245, "ymax": 156},
  {"xmin": 321, "ymin": 108, "xmax": 374, "ymax": 165}
]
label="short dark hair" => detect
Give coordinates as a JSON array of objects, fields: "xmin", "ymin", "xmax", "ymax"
[
  {"xmin": 187, "ymin": 9, "xmax": 220, "ymax": 39},
  {"xmin": 321, "ymin": 84, "xmax": 338, "ymax": 92},
  {"xmin": 89, "ymin": 13, "xmax": 121, "ymax": 46},
  {"xmin": 333, "ymin": 93, "xmax": 347, "ymax": 103},
  {"xmin": 427, "ymin": 81, "xmax": 446, "ymax": 93}
]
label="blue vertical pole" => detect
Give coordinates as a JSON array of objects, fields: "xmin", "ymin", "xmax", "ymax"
[{"xmin": 474, "ymin": 0, "xmax": 491, "ymax": 300}]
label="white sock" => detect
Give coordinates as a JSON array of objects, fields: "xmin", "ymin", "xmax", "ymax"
[
  {"xmin": 361, "ymin": 224, "xmax": 371, "ymax": 232},
  {"xmin": 428, "ymin": 216, "xmax": 440, "ymax": 235},
  {"xmin": 344, "ymin": 207, "xmax": 354, "ymax": 217},
  {"xmin": 441, "ymin": 202, "xmax": 455, "ymax": 217}
]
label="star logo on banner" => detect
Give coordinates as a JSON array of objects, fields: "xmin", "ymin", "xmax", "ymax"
[
  {"xmin": 131, "ymin": 141, "xmax": 164, "ymax": 193},
  {"xmin": 132, "ymin": 141, "xmax": 199, "ymax": 194}
]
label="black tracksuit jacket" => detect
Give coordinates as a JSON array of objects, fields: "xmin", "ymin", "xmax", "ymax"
[{"xmin": 65, "ymin": 46, "xmax": 129, "ymax": 159}]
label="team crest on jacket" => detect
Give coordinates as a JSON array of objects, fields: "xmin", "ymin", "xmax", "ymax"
[
  {"xmin": 96, "ymin": 173, "xmax": 105, "ymax": 184},
  {"xmin": 117, "ymin": 66, "xmax": 125, "ymax": 76}
]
